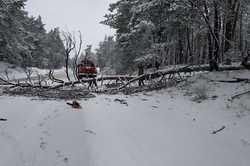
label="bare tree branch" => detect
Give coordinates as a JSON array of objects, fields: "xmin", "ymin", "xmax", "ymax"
[
  {"xmin": 48, "ymin": 70, "xmax": 64, "ymax": 84},
  {"xmin": 62, "ymin": 31, "xmax": 76, "ymax": 81},
  {"xmin": 73, "ymin": 31, "xmax": 83, "ymax": 80}
]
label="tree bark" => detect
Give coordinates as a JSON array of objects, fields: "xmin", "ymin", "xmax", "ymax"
[
  {"xmin": 203, "ymin": 0, "xmax": 218, "ymax": 71},
  {"xmin": 224, "ymin": 0, "xmax": 240, "ymax": 53},
  {"xmin": 213, "ymin": 0, "xmax": 220, "ymax": 62}
]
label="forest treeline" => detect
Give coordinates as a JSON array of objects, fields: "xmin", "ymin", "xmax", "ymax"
[
  {"xmin": 97, "ymin": 0, "xmax": 250, "ymax": 73},
  {"xmin": 0, "ymin": 0, "xmax": 65, "ymax": 69},
  {"xmin": 1, "ymin": 0, "xmax": 250, "ymax": 73}
]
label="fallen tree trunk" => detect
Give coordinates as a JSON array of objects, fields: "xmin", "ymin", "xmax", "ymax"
[
  {"xmin": 51, "ymin": 64, "xmax": 245, "ymax": 90},
  {"xmin": 51, "ymin": 75, "xmax": 135, "ymax": 89},
  {"xmin": 231, "ymin": 90, "xmax": 250, "ymax": 100},
  {"xmin": 1, "ymin": 64, "xmax": 245, "ymax": 90},
  {"xmin": 0, "ymin": 77, "xmax": 16, "ymax": 86},
  {"xmin": 233, "ymin": 77, "xmax": 250, "ymax": 82},
  {"xmin": 181, "ymin": 64, "xmax": 245, "ymax": 72},
  {"xmin": 210, "ymin": 79, "xmax": 243, "ymax": 83},
  {"xmin": 0, "ymin": 76, "xmax": 50, "ymax": 89},
  {"xmin": 117, "ymin": 65, "xmax": 245, "ymax": 90},
  {"xmin": 210, "ymin": 77, "xmax": 250, "ymax": 83},
  {"xmin": 98, "ymin": 75, "xmax": 135, "ymax": 81}
]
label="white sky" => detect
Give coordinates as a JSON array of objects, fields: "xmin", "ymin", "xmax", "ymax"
[{"xmin": 25, "ymin": 0, "xmax": 117, "ymax": 49}]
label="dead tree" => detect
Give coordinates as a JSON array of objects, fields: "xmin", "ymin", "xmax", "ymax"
[
  {"xmin": 62, "ymin": 31, "xmax": 76, "ymax": 81},
  {"xmin": 72, "ymin": 31, "xmax": 83, "ymax": 80},
  {"xmin": 24, "ymin": 68, "xmax": 33, "ymax": 85},
  {"xmin": 62, "ymin": 31, "xmax": 84, "ymax": 82}
]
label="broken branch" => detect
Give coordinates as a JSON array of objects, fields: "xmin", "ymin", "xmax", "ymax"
[{"xmin": 211, "ymin": 126, "xmax": 226, "ymax": 134}]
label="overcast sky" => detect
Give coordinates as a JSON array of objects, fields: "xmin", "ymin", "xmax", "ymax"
[{"xmin": 25, "ymin": 0, "xmax": 117, "ymax": 49}]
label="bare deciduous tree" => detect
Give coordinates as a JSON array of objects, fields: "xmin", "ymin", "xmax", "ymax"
[
  {"xmin": 73, "ymin": 31, "xmax": 83, "ymax": 80},
  {"xmin": 61, "ymin": 31, "xmax": 83, "ymax": 82},
  {"xmin": 62, "ymin": 31, "xmax": 76, "ymax": 81},
  {"xmin": 24, "ymin": 68, "xmax": 33, "ymax": 85}
]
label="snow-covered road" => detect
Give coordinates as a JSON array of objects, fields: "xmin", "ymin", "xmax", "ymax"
[{"xmin": 1, "ymin": 84, "xmax": 250, "ymax": 166}]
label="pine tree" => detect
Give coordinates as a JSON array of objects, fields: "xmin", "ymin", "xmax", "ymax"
[
  {"xmin": 0, "ymin": 0, "xmax": 65, "ymax": 69},
  {"xmin": 102, "ymin": 0, "xmax": 250, "ymax": 73}
]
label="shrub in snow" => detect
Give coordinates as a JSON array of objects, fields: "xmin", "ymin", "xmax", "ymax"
[{"xmin": 191, "ymin": 83, "xmax": 209, "ymax": 102}]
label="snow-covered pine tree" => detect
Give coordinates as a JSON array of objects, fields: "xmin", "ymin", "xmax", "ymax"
[
  {"xmin": 0, "ymin": 0, "xmax": 65, "ymax": 69},
  {"xmin": 101, "ymin": 0, "xmax": 250, "ymax": 73}
]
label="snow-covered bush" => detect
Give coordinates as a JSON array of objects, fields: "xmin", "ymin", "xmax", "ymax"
[{"xmin": 191, "ymin": 83, "xmax": 209, "ymax": 102}]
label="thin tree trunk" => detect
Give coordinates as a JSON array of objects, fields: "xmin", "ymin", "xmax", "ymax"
[
  {"xmin": 221, "ymin": 12, "xmax": 226, "ymax": 62},
  {"xmin": 65, "ymin": 51, "xmax": 71, "ymax": 81},
  {"xmin": 186, "ymin": 26, "xmax": 192, "ymax": 64},
  {"xmin": 239, "ymin": 9, "xmax": 243, "ymax": 52},
  {"xmin": 224, "ymin": 0, "xmax": 240, "ymax": 53},
  {"xmin": 201, "ymin": 37, "xmax": 207, "ymax": 64},
  {"xmin": 204, "ymin": 0, "xmax": 218, "ymax": 71},
  {"xmin": 213, "ymin": 0, "xmax": 220, "ymax": 62}
]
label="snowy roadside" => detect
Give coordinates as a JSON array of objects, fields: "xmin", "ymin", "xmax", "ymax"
[
  {"xmin": 0, "ymin": 62, "xmax": 68, "ymax": 82},
  {"xmin": 0, "ymin": 70, "xmax": 250, "ymax": 166}
]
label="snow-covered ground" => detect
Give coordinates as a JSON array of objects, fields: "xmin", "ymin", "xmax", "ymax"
[
  {"xmin": 0, "ymin": 62, "xmax": 27, "ymax": 79},
  {"xmin": 0, "ymin": 62, "xmax": 67, "ymax": 81},
  {"xmin": 0, "ymin": 70, "xmax": 250, "ymax": 166}
]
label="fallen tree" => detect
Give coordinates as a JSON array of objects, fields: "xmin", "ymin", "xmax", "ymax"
[
  {"xmin": 231, "ymin": 90, "xmax": 250, "ymax": 100},
  {"xmin": 115, "ymin": 64, "xmax": 245, "ymax": 90},
  {"xmin": 0, "ymin": 76, "xmax": 50, "ymax": 89},
  {"xmin": 0, "ymin": 64, "xmax": 247, "ymax": 98},
  {"xmin": 210, "ymin": 77, "xmax": 250, "ymax": 83},
  {"xmin": 50, "ymin": 75, "xmax": 136, "ymax": 89}
]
